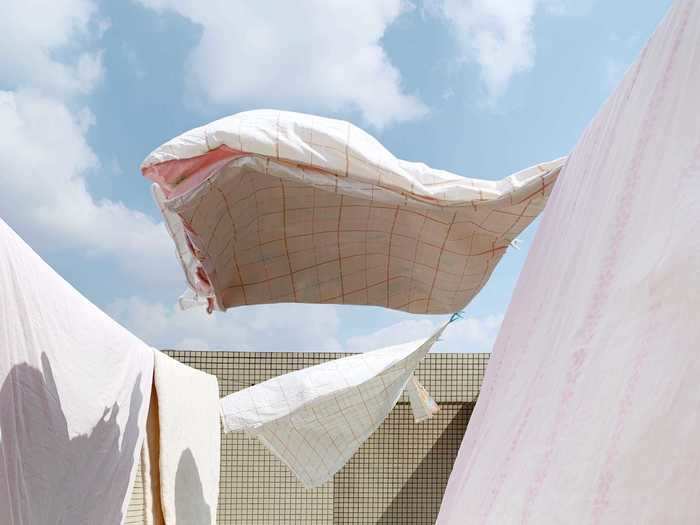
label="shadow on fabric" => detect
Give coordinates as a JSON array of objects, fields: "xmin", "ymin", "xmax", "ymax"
[
  {"xmin": 0, "ymin": 352, "xmax": 144, "ymax": 524},
  {"xmin": 175, "ymin": 448, "xmax": 212, "ymax": 525}
]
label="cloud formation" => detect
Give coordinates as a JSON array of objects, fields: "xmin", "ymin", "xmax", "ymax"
[
  {"xmin": 436, "ymin": 0, "xmax": 537, "ymax": 101},
  {"xmin": 0, "ymin": 91, "xmax": 179, "ymax": 285},
  {"xmin": 0, "ymin": 0, "xmax": 104, "ymax": 96},
  {"xmin": 109, "ymin": 297, "xmax": 342, "ymax": 351},
  {"xmin": 0, "ymin": 0, "xmax": 181, "ymax": 287},
  {"xmin": 137, "ymin": 0, "xmax": 427, "ymax": 127},
  {"xmin": 428, "ymin": 0, "xmax": 588, "ymax": 102},
  {"xmin": 346, "ymin": 314, "xmax": 502, "ymax": 353},
  {"xmin": 108, "ymin": 294, "xmax": 500, "ymax": 352}
]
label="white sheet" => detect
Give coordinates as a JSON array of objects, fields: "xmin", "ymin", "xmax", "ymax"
[
  {"xmin": 142, "ymin": 110, "xmax": 564, "ymax": 314},
  {"xmin": 220, "ymin": 322, "xmax": 448, "ymax": 488},
  {"xmin": 438, "ymin": 1, "xmax": 700, "ymax": 523},
  {"xmin": 0, "ymin": 218, "xmax": 154, "ymax": 524},
  {"xmin": 151, "ymin": 351, "xmax": 221, "ymax": 525}
]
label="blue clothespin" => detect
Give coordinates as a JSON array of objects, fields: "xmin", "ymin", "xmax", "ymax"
[{"xmin": 449, "ymin": 310, "xmax": 464, "ymax": 323}]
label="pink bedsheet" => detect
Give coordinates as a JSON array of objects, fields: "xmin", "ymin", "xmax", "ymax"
[{"xmin": 438, "ymin": 1, "xmax": 700, "ymax": 523}]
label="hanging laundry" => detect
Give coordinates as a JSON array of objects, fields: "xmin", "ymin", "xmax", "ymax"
[
  {"xmin": 139, "ymin": 351, "xmax": 221, "ymax": 525},
  {"xmin": 0, "ymin": 218, "xmax": 153, "ymax": 524},
  {"xmin": 142, "ymin": 110, "xmax": 564, "ymax": 314},
  {"xmin": 406, "ymin": 375, "xmax": 440, "ymax": 423},
  {"xmin": 220, "ymin": 321, "xmax": 450, "ymax": 488},
  {"xmin": 438, "ymin": 1, "xmax": 700, "ymax": 523}
]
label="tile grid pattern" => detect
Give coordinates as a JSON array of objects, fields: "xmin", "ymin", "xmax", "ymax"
[
  {"xmin": 125, "ymin": 350, "xmax": 488, "ymax": 524},
  {"xmin": 219, "ymin": 327, "xmax": 447, "ymax": 489}
]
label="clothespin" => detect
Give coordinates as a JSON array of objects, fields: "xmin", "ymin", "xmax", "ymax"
[{"xmin": 449, "ymin": 310, "xmax": 464, "ymax": 323}]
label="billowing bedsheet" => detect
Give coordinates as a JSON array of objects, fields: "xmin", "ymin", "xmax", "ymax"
[
  {"xmin": 438, "ymin": 1, "xmax": 700, "ymax": 523},
  {"xmin": 142, "ymin": 111, "xmax": 563, "ymax": 314}
]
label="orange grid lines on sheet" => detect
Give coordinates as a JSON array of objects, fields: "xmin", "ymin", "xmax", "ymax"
[
  {"xmin": 219, "ymin": 321, "xmax": 449, "ymax": 488},
  {"xmin": 143, "ymin": 110, "xmax": 564, "ymax": 314}
]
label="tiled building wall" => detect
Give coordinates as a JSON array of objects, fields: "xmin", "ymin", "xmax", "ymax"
[
  {"xmin": 127, "ymin": 351, "xmax": 488, "ymax": 524},
  {"xmin": 124, "ymin": 459, "xmax": 146, "ymax": 524}
]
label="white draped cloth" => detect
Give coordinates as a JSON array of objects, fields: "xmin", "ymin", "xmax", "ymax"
[
  {"xmin": 138, "ymin": 351, "xmax": 221, "ymax": 525},
  {"xmin": 220, "ymin": 322, "xmax": 448, "ymax": 488},
  {"xmin": 0, "ymin": 218, "xmax": 154, "ymax": 524},
  {"xmin": 438, "ymin": 1, "xmax": 700, "ymax": 523},
  {"xmin": 142, "ymin": 110, "xmax": 563, "ymax": 314}
]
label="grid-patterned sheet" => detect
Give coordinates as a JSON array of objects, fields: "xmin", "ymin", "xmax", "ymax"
[
  {"xmin": 132, "ymin": 350, "xmax": 490, "ymax": 524},
  {"xmin": 219, "ymin": 323, "xmax": 447, "ymax": 488},
  {"xmin": 143, "ymin": 110, "xmax": 564, "ymax": 314}
]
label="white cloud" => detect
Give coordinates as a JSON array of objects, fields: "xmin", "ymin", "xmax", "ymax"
[
  {"xmin": 109, "ymin": 294, "xmax": 500, "ymax": 353},
  {"xmin": 438, "ymin": 313, "xmax": 503, "ymax": 352},
  {"xmin": 0, "ymin": 0, "xmax": 105, "ymax": 95},
  {"xmin": 0, "ymin": 90, "xmax": 181, "ymax": 286},
  {"xmin": 436, "ymin": 0, "xmax": 537, "ymax": 101},
  {"xmin": 346, "ymin": 318, "xmax": 439, "ymax": 352},
  {"xmin": 542, "ymin": 0, "xmax": 595, "ymax": 17},
  {"xmin": 346, "ymin": 313, "xmax": 502, "ymax": 353},
  {"xmin": 428, "ymin": 0, "xmax": 588, "ymax": 103},
  {"xmin": 0, "ymin": 0, "xmax": 180, "ymax": 288},
  {"xmin": 136, "ymin": 0, "xmax": 426, "ymax": 128},
  {"xmin": 109, "ymin": 297, "xmax": 342, "ymax": 351}
]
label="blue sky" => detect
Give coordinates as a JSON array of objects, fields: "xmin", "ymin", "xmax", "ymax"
[{"xmin": 0, "ymin": 0, "xmax": 672, "ymax": 352}]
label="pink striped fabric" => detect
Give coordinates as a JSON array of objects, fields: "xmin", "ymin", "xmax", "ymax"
[{"xmin": 438, "ymin": 1, "xmax": 700, "ymax": 523}]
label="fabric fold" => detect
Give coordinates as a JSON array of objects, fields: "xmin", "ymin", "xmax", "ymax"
[
  {"xmin": 406, "ymin": 375, "xmax": 440, "ymax": 423},
  {"xmin": 142, "ymin": 110, "xmax": 564, "ymax": 315},
  {"xmin": 141, "ymin": 351, "xmax": 222, "ymax": 525},
  {"xmin": 220, "ymin": 321, "xmax": 449, "ymax": 488},
  {"xmin": 139, "ymin": 385, "xmax": 165, "ymax": 525}
]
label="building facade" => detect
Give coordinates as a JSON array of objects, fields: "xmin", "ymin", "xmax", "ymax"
[{"xmin": 127, "ymin": 351, "xmax": 489, "ymax": 524}]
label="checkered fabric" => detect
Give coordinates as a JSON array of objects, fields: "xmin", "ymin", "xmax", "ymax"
[
  {"xmin": 219, "ymin": 322, "xmax": 448, "ymax": 488},
  {"xmin": 143, "ymin": 110, "xmax": 564, "ymax": 314}
]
